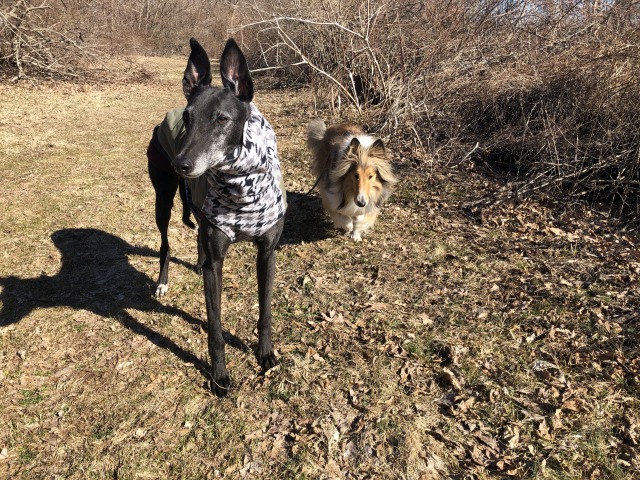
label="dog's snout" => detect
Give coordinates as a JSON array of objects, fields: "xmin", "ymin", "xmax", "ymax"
[
  {"xmin": 355, "ymin": 194, "xmax": 367, "ymax": 208},
  {"xmin": 173, "ymin": 155, "xmax": 193, "ymax": 175}
]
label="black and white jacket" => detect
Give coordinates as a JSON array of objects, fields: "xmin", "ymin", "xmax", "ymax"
[{"xmin": 157, "ymin": 104, "xmax": 286, "ymax": 241}]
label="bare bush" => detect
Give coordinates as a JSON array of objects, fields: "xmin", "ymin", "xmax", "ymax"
[
  {"xmin": 232, "ymin": 0, "xmax": 640, "ymax": 221},
  {"xmin": 455, "ymin": 4, "xmax": 640, "ymax": 217},
  {"xmin": 79, "ymin": 0, "xmax": 235, "ymax": 54},
  {"xmin": 233, "ymin": 0, "xmax": 413, "ymax": 114},
  {"xmin": 0, "ymin": 0, "xmax": 96, "ymax": 79},
  {"xmin": 0, "ymin": 0, "xmax": 235, "ymax": 80}
]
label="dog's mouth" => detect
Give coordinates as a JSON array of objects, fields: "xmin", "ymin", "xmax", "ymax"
[
  {"xmin": 174, "ymin": 148, "xmax": 239, "ymax": 179},
  {"xmin": 178, "ymin": 171, "xmax": 201, "ymax": 179}
]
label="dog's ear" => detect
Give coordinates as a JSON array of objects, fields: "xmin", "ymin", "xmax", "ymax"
[
  {"xmin": 370, "ymin": 139, "xmax": 398, "ymax": 187},
  {"xmin": 183, "ymin": 38, "xmax": 212, "ymax": 100},
  {"xmin": 220, "ymin": 38, "xmax": 254, "ymax": 103},
  {"xmin": 347, "ymin": 137, "xmax": 361, "ymax": 157},
  {"xmin": 369, "ymin": 138, "xmax": 386, "ymax": 158}
]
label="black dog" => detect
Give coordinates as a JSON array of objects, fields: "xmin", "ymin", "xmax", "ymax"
[{"xmin": 147, "ymin": 38, "xmax": 287, "ymax": 396}]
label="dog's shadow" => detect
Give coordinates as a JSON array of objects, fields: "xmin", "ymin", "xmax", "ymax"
[
  {"xmin": 280, "ymin": 191, "xmax": 334, "ymax": 245},
  {"xmin": 0, "ymin": 228, "xmax": 249, "ymax": 379}
]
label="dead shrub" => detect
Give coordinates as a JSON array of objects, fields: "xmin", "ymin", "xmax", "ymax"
[
  {"xmin": 0, "ymin": 0, "xmax": 235, "ymax": 80},
  {"xmin": 233, "ymin": 0, "xmax": 640, "ymax": 222},
  {"xmin": 457, "ymin": 12, "xmax": 640, "ymax": 218},
  {"xmin": 0, "ymin": 0, "xmax": 97, "ymax": 80}
]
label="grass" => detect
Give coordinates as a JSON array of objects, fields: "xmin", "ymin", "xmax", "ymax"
[
  {"xmin": 18, "ymin": 390, "xmax": 44, "ymax": 406},
  {"xmin": 0, "ymin": 56, "xmax": 638, "ymax": 479}
]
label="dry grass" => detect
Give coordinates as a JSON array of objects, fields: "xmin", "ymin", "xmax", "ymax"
[{"xmin": 0, "ymin": 55, "xmax": 639, "ymax": 479}]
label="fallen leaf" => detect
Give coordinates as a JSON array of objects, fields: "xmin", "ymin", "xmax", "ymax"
[{"xmin": 537, "ymin": 420, "xmax": 553, "ymax": 440}]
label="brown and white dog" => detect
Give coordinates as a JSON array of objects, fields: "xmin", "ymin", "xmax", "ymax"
[{"xmin": 307, "ymin": 119, "xmax": 398, "ymax": 241}]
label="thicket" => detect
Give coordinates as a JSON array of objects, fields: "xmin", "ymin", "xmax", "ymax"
[
  {"xmin": 0, "ymin": 0, "xmax": 232, "ymax": 79},
  {"xmin": 3, "ymin": 0, "xmax": 640, "ymax": 221},
  {"xmin": 235, "ymin": 0, "xmax": 640, "ymax": 220}
]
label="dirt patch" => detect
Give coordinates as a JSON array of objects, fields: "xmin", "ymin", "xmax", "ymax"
[{"xmin": 0, "ymin": 56, "xmax": 638, "ymax": 478}]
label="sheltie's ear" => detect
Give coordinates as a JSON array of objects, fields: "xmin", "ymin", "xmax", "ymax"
[
  {"xmin": 330, "ymin": 140, "xmax": 359, "ymax": 183},
  {"xmin": 376, "ymin": 161, "xmax": 398, "ymax": 187},
  {"xmin": 369, "ymin": 138, "xmax": 386, "ymax": 158},
  {"xmin": 369, "ymin": 139, "xmax": 398, "ymax": 186},
  {"xmin": 346, "ymin": 137, "xmax": 361, "ymax": 157}
]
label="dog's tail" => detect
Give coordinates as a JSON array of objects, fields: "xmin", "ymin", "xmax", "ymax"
[
  {"xmin": 178, "ymin": 178, "xmax": 197, "ymax": 230},
  {"xmin": 306, "ymin": 118, "xmax": 326, "ymax": 154},
  {"xmin": 307, "ymin": 118, "xmax": 328, "ymax": 182}
]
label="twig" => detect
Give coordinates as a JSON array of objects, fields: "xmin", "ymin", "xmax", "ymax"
[{"xmin": 251, "ymin": 60, "xmax": 307, "ymax": 73}]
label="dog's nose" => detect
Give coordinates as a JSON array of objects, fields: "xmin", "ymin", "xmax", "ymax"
[
  {"xmin": 355, "ymin": 195, "xmax": 367, "ymax": 208},
  {"xmin": 173, "ymin": 155, "xmax": 193, "ymax": 175}
]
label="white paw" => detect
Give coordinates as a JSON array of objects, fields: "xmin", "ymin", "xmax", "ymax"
[
  {"xmin": 350, "ymin": 231, "xmax": 362, "ymax": 242},
  {"xmin": 155, "ymin": 284, "xmax": 169, "ymax": 297}
]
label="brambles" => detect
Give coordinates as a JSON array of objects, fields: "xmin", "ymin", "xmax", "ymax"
[{"xmin": 235, "ymin": 0, "xmax": 640, "ymax": 224}]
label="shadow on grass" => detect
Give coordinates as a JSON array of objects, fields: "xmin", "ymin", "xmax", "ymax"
[
  {"xmin": 153, "ymin": 191, "xmax": 332, "ymax": 276},
  {"xmin": 0, "ymin": 228, "xmax": 249, "ymax": 381},
  {"xmin": 280, "ymin": 190, "xmax": 334, "ymax": 245}
]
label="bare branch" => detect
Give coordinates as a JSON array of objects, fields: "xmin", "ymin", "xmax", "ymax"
[{"xmin": 232, "ymin": 16, "xmax": 365, "ymax": 39}]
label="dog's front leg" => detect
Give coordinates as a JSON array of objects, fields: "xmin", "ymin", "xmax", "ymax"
[
  {"xmin": 254, "ymin": 218, "xmax": 284, "ymax": 371},
  {"xmin": 200, "ymin": 222, "xmax": 232, "ymax": 396}
]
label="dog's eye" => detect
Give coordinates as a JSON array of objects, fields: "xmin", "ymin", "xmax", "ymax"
[
  {"xmin": 353, "ymin": 171, "xmax": 360, "ymax": 179},
  {"xmin": 215, "ymin": 115, "xmax": 229, "ymax": 125},
  {"xmin": 369, "ymin": 174, "xmax": 375, "ymax": 180}
]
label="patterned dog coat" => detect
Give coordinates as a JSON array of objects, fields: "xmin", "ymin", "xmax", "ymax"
[{"xmin": 153, "ymin": 104, "xmax": 287, "ymax": 242}]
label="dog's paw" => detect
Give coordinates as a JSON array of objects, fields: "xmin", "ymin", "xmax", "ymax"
[
  {"xmin": 155, "ymin": 283, "xmax": 169, "ymax": 297},
  {"xmin": 350, "ymin": 231, "xmax": 363, "ymax": 242},
  {"xmin": 258, "ymin": 350, "xmax": 278, "ymax": 372},
  {"xmin": 208, "ymin": 369, "xmax": 231, "ymax": 397}
]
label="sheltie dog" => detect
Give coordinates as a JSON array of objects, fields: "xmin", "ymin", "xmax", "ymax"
[{"xmin": 307, "ymin": 119, "xmax": 398, "ymax": 241}]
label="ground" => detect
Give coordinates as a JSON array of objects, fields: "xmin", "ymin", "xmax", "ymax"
[{"xmin": 0, "ymin": 57, "xmax": 638, "ymax": 479}]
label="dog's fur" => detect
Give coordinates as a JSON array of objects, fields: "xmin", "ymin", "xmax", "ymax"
[
  {"xmin": 148, "ymin": 38, "xmax": 284, "ymax": 396},
  {"xmin": 307, "ymin": 119, "xmax": 398, "ymax": 241}
]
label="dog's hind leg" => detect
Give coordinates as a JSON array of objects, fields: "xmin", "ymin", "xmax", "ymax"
[
  {"xmin": 200, "ymin": 222, "xmax": 232, "ymax": 396},
  {"xmin": 148, "ymin": 163, "xmax": 180, "ymax": 297},
  {"xmin": 254, "ymin": 218, "xmax": 285, "ymax": 371}
]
